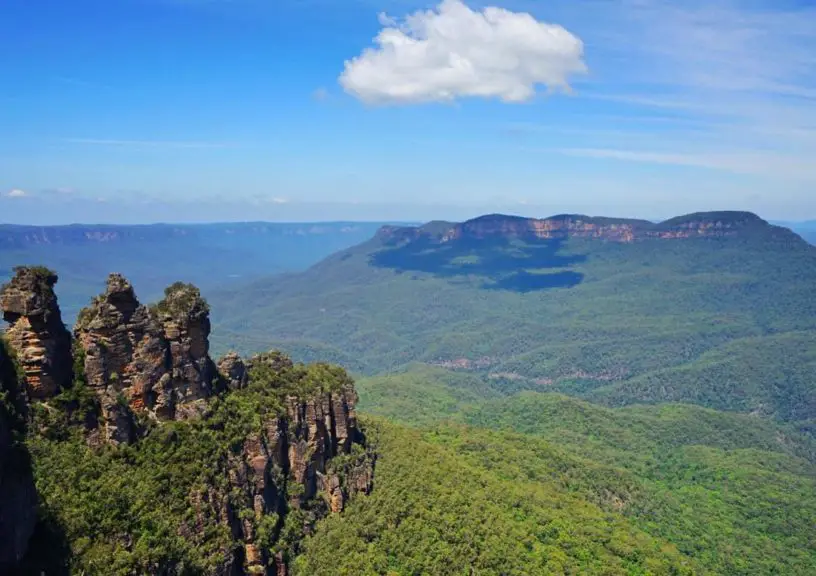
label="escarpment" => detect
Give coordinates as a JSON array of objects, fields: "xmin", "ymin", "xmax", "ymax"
[
  {"xmin": 377, "ymin": 211, "xmax": 798, "ymax": 246},
  {"xmin": 1, "ymin": 269, "xmax": 374, "ymax": 574},
  {"xmin": 440, "ymin": 214, "xmax": 646, "ymax": 243}
]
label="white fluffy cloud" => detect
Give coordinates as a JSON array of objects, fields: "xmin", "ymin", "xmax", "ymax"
[
  {"xmin": 6, "ymin": 189, "xmax": 28, "ymax": 198},
  {"xmin": 339, "ymin": 0, "xmax": 587, "ymax": 104}
]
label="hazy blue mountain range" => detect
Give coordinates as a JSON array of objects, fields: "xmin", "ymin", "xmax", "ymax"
[{"xmin": 0, "ymin": 222, "xmax": 405, "ymax": 323}]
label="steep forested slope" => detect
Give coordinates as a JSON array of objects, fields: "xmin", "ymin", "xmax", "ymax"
[
  {"xmin": 294, "ymin": 420, "xmax": 701, "ymax": 576},
  {"xmin": 295, "ymin": 410, "xmax": 816, "ymax": 576}
]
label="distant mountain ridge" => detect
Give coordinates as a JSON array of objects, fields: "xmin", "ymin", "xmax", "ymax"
[
  {"xmin": 0, "ymin": 221, "xmax": 404, "ymax": 324},
  {"xmin": 772, "ymin": 220, "xmax": 816, "ymax": 246},
  {"xmin": 0, "ymin": 221, "xmax": 411, "ymax": 249},
  {"xmin": 378, "ymin": 211, "xmax": 800, "ymax": 245}
]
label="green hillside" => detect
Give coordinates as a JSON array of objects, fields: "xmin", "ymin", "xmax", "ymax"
[
  {"xmin": 210, "ymin": 212, "xmax": 816, "ymax": 423},
  {"xmin": 294, "ymin": 409, "xmax": 816, "ymax": 575},
  {"xmin": 344, "ymin": 344, "xmax": 816, "ymax": 576},
  {"xmin": 294, "ymin": 420, "xmax": 702, "ymax": 576}
]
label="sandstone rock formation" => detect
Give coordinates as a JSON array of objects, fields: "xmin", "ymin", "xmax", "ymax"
[
  {"xmin": 286, "ymin": 386, "xmax": 365, "ymax": 511},
  {"xmin": 153, "ymin": 282, "xmax": 217, "ymax": 419},
  {"xmin": 74, "ymin": 274, "xmax": 218, "ymax": 443},
  {"xmin": 441, "ymin": 214, "xmax": 645, "ymax": 243},
  {"xmin": 74, "ymin": 273, "xmax": 166, "ymax": 443},
  {"xmin": 0, "ymin": 341, "xmax": 37, "ymax": 570},
  {"xmin": 218, "ymin": 351, "xmax": 249, "ymax": 391},
  {"xmin": 1, "ymin": 268, "xmax": 375, "ymax": 574},
  {"xmin": 0, "ymin": 266, "xmax": 72, "ymax": 399},
  {"xmin": 187, "ymin": 354, "xmax": 373, "ymax": 575}
]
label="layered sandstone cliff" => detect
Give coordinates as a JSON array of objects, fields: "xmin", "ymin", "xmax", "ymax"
[
  {"xmin": 152, "ymin": 281, "xmax": 218, "ymax": 419},
  {"xmin": 441, "ymin": 214, "xmax": 646, "ymax": 243},
  {"xmin": 0, "ymin": 267, "xmax": 72, "ymax": 400}
]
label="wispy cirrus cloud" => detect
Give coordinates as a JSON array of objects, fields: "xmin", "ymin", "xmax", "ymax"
[
  {"xmin": 492, "ymin": 0, "xmax": 816, "ymax": 182},
  {"xmin": 63, "ymin": 138, "xmax": 237, "ymax": 149},
  {"xmin": 557, "ymin": 148, "xmax": 814, "ymax": 180}
]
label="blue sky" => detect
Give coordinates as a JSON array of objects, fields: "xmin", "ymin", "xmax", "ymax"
[{"xmin": 1, "ymin": 0, "xmax": 815, "ymax": 224}]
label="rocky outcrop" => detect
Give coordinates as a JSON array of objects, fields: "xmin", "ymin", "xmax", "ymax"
[
  {"xmin": 71, "ymin": 276, "xmax": 375, "ymax": 571},
  {"xmin": 0, "ymin": 341, "xmax": 37, "ymax": 570},
  {"xmin": 286, "ymin": 385, "xmax": 368, "ymax": 510},
  {"xmin": 74, "ymin": 274, "xmax": 167, "ymax": 443},
  {"xmin": 186, "ymin": 354, "xmax": 374, "ymax": 575},
  {"xmin": 74, "ymin": 275, "xmax": 218, "ymax": 443},
  {"xmin": 218, "ymin": 352, "xmax": 249, "ymax": 391},
  {"xmin": 1, "ymin": 268, "xmax": 375, "ymax": 573},
  {"xmin": 239, "ymin": 386, "xmax": 371, "ymax": 574},
  {"xmin": 154, "ymin": 282, "xmax": 217, "ymax": 420},
  {"xmin": 219, "ymin": 415, "xmax": 289, "ymax": 574},
  {"xmin": 0, "ymin": 267, "xmax": 73, "ymax": 400}
]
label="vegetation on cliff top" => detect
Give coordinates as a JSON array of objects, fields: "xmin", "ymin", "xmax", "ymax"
[{"xmin": 150, "ymin": 281, "xmax": 210, "ymax": 321}]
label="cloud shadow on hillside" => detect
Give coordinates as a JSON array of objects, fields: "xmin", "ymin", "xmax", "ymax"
[{"xmin": 370, "ymin": 236, "xmax": 586, "ymax": 293}]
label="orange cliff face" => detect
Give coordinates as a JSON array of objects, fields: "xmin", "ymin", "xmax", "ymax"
[{"xmin": 439, "ymin": 215, "xmax": 643, "ymax": 243}]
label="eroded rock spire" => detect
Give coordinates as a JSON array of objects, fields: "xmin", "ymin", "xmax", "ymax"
[
  {"xmin": 0, "ymin": 266, "xmax": 72, "ymax": 400},
  {"xmin": 74, "ymin": 274, "xmax": 218, "ymax": 443}
]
